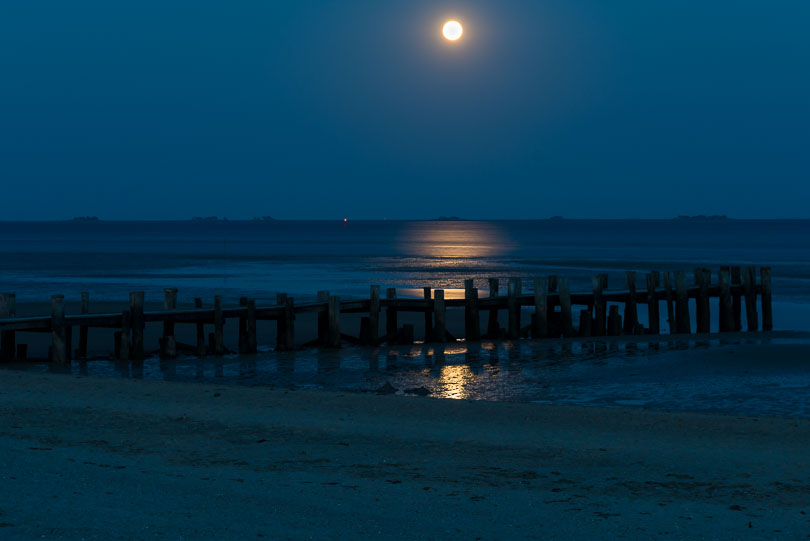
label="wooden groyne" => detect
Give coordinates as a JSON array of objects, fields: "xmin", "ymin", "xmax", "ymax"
[{"xmin": 0, "ymin": 266, "xmax": 772, "ymax": 364}]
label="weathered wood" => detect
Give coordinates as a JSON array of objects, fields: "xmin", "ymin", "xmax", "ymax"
[
  {"xmin": 276, "ymin": 293, "xmax": 290, "ymax": 351},
  {"xmin": 285, "ymin": 298, "xmax": 296, "ymax": 349},
  {"xmin": 119, "ymin": 310, "xmax": 131, "ymax": 361},
  {"xmin": 623, "ymin": 271, "xmax": 637, "ymax": 335},
  {"xmin": 487, "ymin": 278, "xmax": 499, "ymax": 338},
  {"xmin": 695, "ymin": 269, "xmax": 710, "ymax": 333},
  {"xmin": 327, "ymin": 295, "xmax": 341, "ymax": 348},
  {"xmin": 464, "ymin": 280, "xmax": 481, "ymax": 341},
  {"xmin": 129, "ymin": 292, "xmax": 145, "ymax": 361},
  {"xmin": 369, "ymin": 285, "xmax": 380, "ymax": 344},
  {"xmin": 532, "ymin": 278, "xmax": 548, "ymax": 339},
  {"xmin": 50, "ymin": 295, "xmax": 67, "ymax": 364},
  {"xmin": 423, "ymin": 287, "xmax": 433, "ymax": 342},
  {"xmin": 247, "ymin": 299, "xmax": 257, "ymax": 353},
  {"xmin": 548, "ymin": 275, "xmax": 558, "ymax": 293},
  {"xmin": 607, "ymin": 305, "xmax": 621, "ymax": 336},
  {"xmin": 194, "ymin": 298, "xmax": 206, "ymax": 355},
  {"xmin": 674, "ymin": 271, "xmax": 690, "ymax": 334},
  {"xmin": 161, "ymin": 288, "xmax": 178, "ymax": 358},
  {"xmin": 0, "ymin": 293, "xmax": 16, "ymax": 362},
  {"xmin": 318, "ymin": 291, "xmax": 330, "ymax": 345},
  {"xmin": 718, "ymin": 268, "xmax": 733, "ymax": 332},
  {"xmin": 592, "ymin": 276, "xmax": 606, "ymax": 337},
  {"xmin": 578, "ymin": 309, "xmax": 592, "ymax": 337},
  {"xmin": 433, "ymin": 289, "xmax": 447, "ymax": 343},
  {"xmin": 385, "ymin": 288, "xmax": 397, "ymax": 338},
  {"xmin": 646, "ymin": 273, "xmax": 659, "ymax": 335},
  {"xmin": 760, "ymin": 267, "xmax": 773, "ymax": 331},
  {"xmin": 731, "ymin": 266, "xmax": 742, "ymax": 331},
  {"xmin": 559, "ymin": 278, "xmax": 573, "ymax": 337},
  {"xmin": 213, "ymin": 295, "xmax": 224, "ymax": 355},
  {"xmin": 663, "ymin": 272, "xmax": 675, "ymax": 333},
  {"xmin": 507, "ymin": 278, "xmax": 522, "ymax": 340},
  {"xmin": 742, "ymin": 266, "xmax": 758, "ymax": 331},
  {"xmin": 78, "ymin": 292, "xmax": 89, "ymax": 360},
  {"xmin": 238, "ymin": 296, "xmax": 248, "ymax": 353}
]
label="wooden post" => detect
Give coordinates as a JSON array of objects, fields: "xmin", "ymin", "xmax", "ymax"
[
  {"xmin": 548, "ymin": 275, "xmax": 558, "ymax": 293},
  {"xmin": 559, "ymin": 277, "xmax": 573, "ymax": 337},
  {"xmin": 130, "ymin": 292, "xmax": 145, "ymax": 361},
  {"xmin": 247, "ymin": 299, "xmax": 257, "ymax": 353},
  {"xmin": 285, "ymin": 298, "xmax": 296, "ymax": 349},
  {"xmin": 385, "ymin": 288, "xmax": 397, "ymax": 338},
  {"xmin": 718, "ymin": 268, "xmax": 733, "ymax": 332},
  {"xmin": 423, "ymin": 287, "xmax": 433, "ymax": 342},
  {"xmin": 578, "ymin": 309, "xmax": 592, "ymax": 337},
  {"xmin": 162, "ymin": 288, "xmax": 178, "ymax": 358},
  {"xmin": 464, "ymin": 280, "xmax": 481, "ymax": 341},
  {"xmin": 607, "ymin": 305, "xmax": 621, "ymax": 336},
  {"xmin": 434, "ymin": 289, "xmax": 446, "ymax": 342},
  {"xmin": 731, "ymin": 266, "xmax": 742, "ymax": 331},
  {"xmin": 674, "ymin": 271, "xmax": 690, "ymax": 334},
  {"xmin": 761, "ymin": 267, "xmax": 773, "ymax": 331},
  {"xmin": 533, "ymin": 278, "xmax": 548, "ymax": 339},
  {"xmin": 369, "ymin": 285, "xmax": 380, "ymax": 344},
  {"xmin": 327, "ymin": 295, "xmax": 341, "ymax": 348},
  {"xmin": 694, "ymin": 269, "xmax": 710, "ymax": 333},
  {"xmin": 663, "ymin": 272, "xmax": 675, "ymax": 333},
  {"xmin": 50, "ymin": 295, "xmax": 67, "ymax": 364},
  {"xmin": 487, "ymin": 278, "xmax": 499, "ymax": 338},
  {"xmin": 507, "ymin": 278, "xmax": 522, "ymax": 340},
  {"xmin": 742, "ymin": 266, "xmax": 758, "ymax": 332},
  {"xmin": 213, "ymin": 295, "xmax": 224, "ymax": 355},
  {"xmin": 276, "ymin": 293, "xmax": 289, "ymax": 350},
  {"xmin": 317, "ymin": 291, "xmax": 330, "ymax": 345},
  {"xmin": 592, "ymin": 276, "xmax": 606, "ymax": 337},
  {"xmin": 624, "ymin": 271, "xmax": 637, "ymax": 335},
  {"xmin": 119, "ymin": 310, "xmax": 131, "ymax": 361},
  {"xmin": 0, "ymin": 293, "xmax": 16, "ymax": 362},
  {"xmin": 78, "ymin": 292, "xmax": 89, "ymax": 360},
  {"xmin": 194, "ymin": 298, "xmax": 206, "ymax": 355},
  {"xmin": 646, "ymin": 273, "xmax": 659, "ymax": 335},
  {"xmin": 238, "ymin": 296, "xmax": 248, "ymax": 353}
]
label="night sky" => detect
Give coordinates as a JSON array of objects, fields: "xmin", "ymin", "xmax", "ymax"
[{"xmin": 1, "ymin": 1, "xmax": 808, "ymax": 220}]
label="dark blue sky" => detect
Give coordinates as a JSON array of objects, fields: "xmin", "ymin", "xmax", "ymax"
[{"xmin": 1, "ymin": 1, "xmax": 808, "ymax": 219}]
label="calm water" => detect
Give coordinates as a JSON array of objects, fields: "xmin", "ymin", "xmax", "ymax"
[{"xmin": 3, "ymin": 219, "xmax": 810, "ymax": 416}]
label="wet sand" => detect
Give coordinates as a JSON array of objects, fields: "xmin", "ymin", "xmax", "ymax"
[{"xmin": 1, "ymin": 370, "xmax": 809, "ymax": 539}]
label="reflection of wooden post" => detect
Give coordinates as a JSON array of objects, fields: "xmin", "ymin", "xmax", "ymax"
[
  {"xmin": 761, "ymin": 267, "xmax": 773, "ymax": 331},
  {"xmin": 695, "ymin": 269, "xmax": 710, "ymax": 333},
  {"xmin": 0, "ymin": 293, "xmax": 16, "ymax": 362},
  {"xmin": 423, "ymin": 287, "xmax": 433, "ymax": 342},
  {"xmin": 327, "ymin": 296, "xmax": 341, "ymax": 348},
  {"xmin": 646, "ymin": 273, "xmax": 659, "ymax": 335},
  {"xmin": 533, "ymin": 278, "xmax": 548, "ymax": 338},
  {"xmin": 464, "ymin": 280, "xmax": 480, "ymax": 341},
  {"xmin": 162, "ymin": 288, "xmax": 178, "ymax": 358},
  {"xmin": 369, "ymin": 285, "xmax": 380, "ymax": 344},
  {"xmin": 487, "ymin": 278, "xmax": 499, "ymax": 338},
  {"xmin": 718, "ymin": 268, "xmax": 733, "ymax": 332},
  {"xmin": 434, "ymin": 290, "xmax": 446, "ymax": 342},
  {"xmin": 507, "ymin": 278, "xmax": 521, "ymax": 340},
  {"xmin": 731, "ymin": 266, "xmax": 742, "ymax": 331},
  {"xmin": 130, "ymin": 292, "xmax": 145, "ymax": 360},
  {"xmin": 78, "ymin": 292, "xmax": 89, "ymax": 360},
  {"xmin": 50, "ymin": 295, "xmax": 67, "ymax": 364},
  {"xmin": 385, "ymin": 288, "xmax": 397, "ymax": 338},
  {"xmin": 674, "ymin": 271, "xmax": 690, "ymax": 334},
  {"xmin": 742, "ymin": 266, "xmax": 758, "ymax": 331},
  {"xmin": 194, "ymin": 298, "xmax": 206, "ymax": 355},
  {"xmin": 559, "ymin": 278, "xmax": 573, "ymax": 337},
  {"xmin": 624, "ymin": 272, "xmax": 637, "ymax": 335}
]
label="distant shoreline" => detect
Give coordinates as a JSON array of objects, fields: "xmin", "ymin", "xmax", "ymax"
[{"xmin": 3, "ymin": 217, "xmax": 810, "ymax": 223}]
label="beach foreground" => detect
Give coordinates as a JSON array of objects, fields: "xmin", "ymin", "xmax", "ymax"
[{"xmin": 1, "ymin": 371, "xmax": 808, "ymax": 539}]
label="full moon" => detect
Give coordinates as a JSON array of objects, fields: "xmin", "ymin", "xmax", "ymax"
[{"xmin": 442, "ymin": 20, "xmax": 463, "ymax": 41}]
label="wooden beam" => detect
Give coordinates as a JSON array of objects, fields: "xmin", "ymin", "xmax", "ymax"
[
  {"xmin": 464, "ymin": 280, "xmax": 481, "ymax": 341},
  {"xmin": 423, "ymin": 287, "xmax": 433, "ymax": 342},
  {"xmin": 742, "ymin": 266, "xmax": 758, "ymax": 331},
  {"xmin": 760, "ymin": 267, "xmax": 773, "ymax": 331},
  {"xmin": 434, "ymin": 289, "xmax": 446, "ymax": 343},
  {"xmin": 161, "ymin": 288, "xmax": 178, "ymax": 359},
  {"xmin": 50, "ymin": 295, "xmax": 67, "ymax": 364},
  {"xmin": 327, "ymin": 295, "xmax": 341, "ymax": 348}
]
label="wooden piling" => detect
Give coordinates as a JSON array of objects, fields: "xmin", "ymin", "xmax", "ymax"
[
  {"xmin": 742, "ymin": 266, "xmax": 758, "ymax": 331},
  {"xmin": 369, "ymin": 285, "xmax": 380, "ymax": 344},
  {"xmin": 276, "ymin": 293, "xmax": 289, "ymax": 351},
  {"xmin": 464, "ymin": 280, "xmax": 481, "ymax": 341},
  {"xmin": 247, "ymin": 299, "xmax": 257, "ymax": 353},
  {"xmin": 674, "ymin": 271, "xmax": 690, "ymax": 334},
  {"xmin": 119, "ymin": 310, "xmax": 131, "ymax": 361},
  {"xmin": 507, "ymin": 278, "xmax": 522, "ymax": 340},
  {"xmin": 194, "ymin": 298, "xmax": 206, "ymax": 355},
  {"xmin": 78, "ymin": 292, "xmax": 89, "ymax": 360},
  {"xmin": 578, "ymin": 309, "xmax": 592, "ymax": 337},
  {"xmin": 533, "ymin": 278, "xmax": 548, "ymax": 339},
  {"xmin": 731, "ymin": 266, "xmax": 742, "ymax": 331},
  {"xmin": 50, "ymin": 295, "xmax": 67, "ymax": 364},
  {"xmin": 317, "ymin": 291, "xmax": 330, "ymax": 345},
  {"xmin": 327, "ymin": 295, "xmax": 341, "ymax": 348},
  {"xmin": 646, "ymin": 273, "xmax": 659, "ymax": 335},
  {"xmin": 162, "ymin": 288, "xmax": 178, "ymax": 358},
  {"xmin": 663, "ymin": 272, "xmax": 675, "ymax": 333},
  {"xmin": 130, "ymin": 292, "xmax": 145, "ymax": 361},
  {"xmin": 0, "ymin": 293, "xmax": 16, "ymax": 362},
  {"xmin": 718, "ymin": 268, "xmax": 733, "ymax": 332},
  {"xmin": 423, "ymin": 287, "xmax": 433, "ymax": 342},
  {"xmin": 385, "ymin": 288, "xmax": 398, "ymax": 338},
  {"xmin": 607, "ymin": 305, "xmax": 621, "ymax": 336},
  {"xmin": 285, "ymin": 297, "xmax": 296, "ymax": 349},
  {"xmin": 548, "ymin": 275, "xmax": 558, "ymax": 293},
  {"xmin": 238, "ymin": 296, "xmax": 248, "ymax": 353},
  {"xmin": 592, "ymin": 276, "xmax": 606, "ymax": 337},
  {"xmin": 695, "ymin": 269, "xmax": 710, "ymax": 334},
  {"xmin": 487, "ymin": 278, "xmax": 499, "ymax": 338},
  {"xmin": 761, "ymin": 267, "xmax": 773, "ymax": 331},
  {"xmin": 434, "ymin": 289, "xmax": 446, "ymax": 342},
  {"xmin": 213, "ymin": 295, "xmax": 224, "ymax": 355},
  {"xmin": 623, "ymin": 271, "xmax": 637, "ymax": 335},
  {"xmin": 559, "ymin": 278, "xmax": 573, "ymax": 337}
]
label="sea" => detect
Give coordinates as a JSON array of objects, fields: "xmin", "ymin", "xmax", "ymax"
[{"xmin": 2, "ymin": 219, "xmax": 810, "ymax": 417}]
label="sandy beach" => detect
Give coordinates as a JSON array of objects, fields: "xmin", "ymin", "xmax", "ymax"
[{"xmin": 1, "ymin": 370, "xmax": 809, "ymax": 539}]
